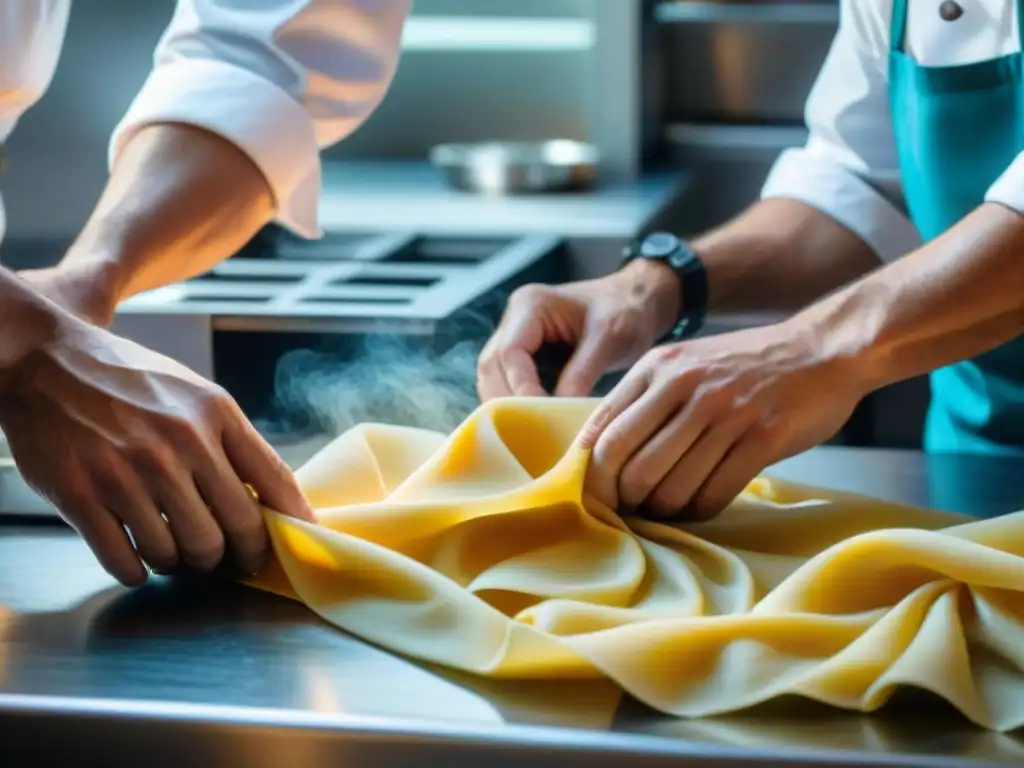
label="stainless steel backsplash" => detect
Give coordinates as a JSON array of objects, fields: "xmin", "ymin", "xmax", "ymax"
[{"xmin": 659, "ymin": 2, "xmax": 838, "ymax": 233}]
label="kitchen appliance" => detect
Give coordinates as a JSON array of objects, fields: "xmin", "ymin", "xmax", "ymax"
[
  {"xmin": 109, "ymin": 229, "xmax": 569, "ymax": 437},
  {"xmin": 429, "ymin": 140, "xmax": 599, "ymax": 194}
]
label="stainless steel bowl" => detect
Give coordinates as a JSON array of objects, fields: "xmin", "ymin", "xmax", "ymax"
[{"xmin": 429, "ymin": 140, "xmax": 599, "ymax": 195}]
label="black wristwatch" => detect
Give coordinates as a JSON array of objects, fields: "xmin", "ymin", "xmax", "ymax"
[{"xmin": 621, "ymin": 232, "xmax": 708, "ymax": 343}]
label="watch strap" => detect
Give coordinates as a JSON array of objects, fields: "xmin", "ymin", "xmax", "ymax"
[
  {"xmin": 669, "ymin": 244, "xmax": 708, "ymax": 342},
  {"xmin": 623, "ymin": 233, "xmax": 708, "ymax": 343}
]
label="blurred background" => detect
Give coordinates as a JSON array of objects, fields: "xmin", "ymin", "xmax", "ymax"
[
  {"xmin": 0, "ymin": 0, "xmax": 927, "ymax": 449},
  {"xmin": 0, "ymin": 0, "xmax": 834, "ymax": 245}
]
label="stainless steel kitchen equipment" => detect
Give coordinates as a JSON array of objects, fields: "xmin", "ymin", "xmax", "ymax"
[
  {"xmin": 106, "ymin": 230, "xmax": 567, "ymax": 437},
  {"xmin": 657, "ymin": 1, "xmax": 838, "ymax": 232},
  {"xmin": 1, "ymin": 446, "xmax": 1022, "ymax": 767},
  {"xmin": 429, "ymin": 140, "xmax": 599, "ymax": 194}
]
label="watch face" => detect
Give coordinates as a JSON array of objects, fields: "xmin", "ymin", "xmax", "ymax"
[{"xmin": 640, "ymin": 232, "xmax": 680, "ymax": 260}]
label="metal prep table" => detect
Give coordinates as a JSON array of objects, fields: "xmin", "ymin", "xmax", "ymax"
[{"xmin": 0, "ymin": 445, "xmax": 1022, "ymax": 767}]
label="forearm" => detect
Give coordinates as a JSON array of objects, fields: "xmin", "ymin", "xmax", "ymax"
[
  {"xmin": 798, "ymin": 203, "xmax": 1024, "ymax": 390},
  {"xmin": 61, "ymin": 124, "xmax": 275, "ymax": 318},
  {"xmin": 691, "ymin": 198, "xmax": 882, "ymax": 313}
]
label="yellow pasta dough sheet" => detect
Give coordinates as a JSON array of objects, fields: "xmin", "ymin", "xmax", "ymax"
[{"xmin": 246, "ymin": 397, "xmax": 1024, "ymax": 731}]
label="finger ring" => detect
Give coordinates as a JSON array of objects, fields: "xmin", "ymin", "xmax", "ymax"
[{"xmin": 244, "ymin": 483, "xmax": 260, "ymax": 504}]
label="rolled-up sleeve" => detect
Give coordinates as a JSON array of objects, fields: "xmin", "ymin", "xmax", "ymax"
[
  {"xmin": 985, "ymin": 152, "xmax": 1024, "ymax": 215},
  {"xmin": 109, "ymin": 0, "xmax": 410, "ymax": 238},
  {"xmin": 760, "ymin": 0, "xmax": 921, "ymax": 262}
]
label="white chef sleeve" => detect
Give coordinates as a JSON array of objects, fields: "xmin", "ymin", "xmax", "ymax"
[
  {"xmin": 985, "ymin": 153, "xmax": 1024, "ymax": 215},
  {"xmin": 760, "ymin": 0, "xmax": 921, "ymax": 262},
  {"xmin": 109, "ymin": 0, "xmax": 410, "ymax": 238}
]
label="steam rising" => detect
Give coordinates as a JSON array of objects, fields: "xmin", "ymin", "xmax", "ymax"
[{"xmin": 272, "ymin": 336, "xmax": 483, "ymax": 436}]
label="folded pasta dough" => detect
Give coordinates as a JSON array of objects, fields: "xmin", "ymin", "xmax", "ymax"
[{"xmin": 246, "ymin": 397, "xmax": 1024, "ymax": 731}]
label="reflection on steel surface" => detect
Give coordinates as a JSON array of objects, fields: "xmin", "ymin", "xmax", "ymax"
[{"xmin": 2, "ymin": 449, "xmax": 1024, "ymax": 765}]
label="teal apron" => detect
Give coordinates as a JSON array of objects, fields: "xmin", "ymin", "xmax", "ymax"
[{"xmin": 890, "ymin": 0, "xmax": 1024, "ymax": 455}]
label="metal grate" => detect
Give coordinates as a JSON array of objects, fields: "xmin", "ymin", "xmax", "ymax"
[{"xmin": 116, "ymin": 233, "xmax": 563, "ymax": 332}]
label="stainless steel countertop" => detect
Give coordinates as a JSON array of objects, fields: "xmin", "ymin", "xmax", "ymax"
[
  {"xmin": 1, "ymin": 446, "xmax": 1022, "ymax": 767},
  {"xmin": 317, "ymin": 161, "xmax": 689, "ymax": 238}
]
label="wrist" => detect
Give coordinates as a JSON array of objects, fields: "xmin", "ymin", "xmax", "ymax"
[
  {"xmin": 788, "ymin": 283, "xmax": 891, "ymax": 397},
  {"xmin": 47, "ymin": 254, "xmax": 127, "ymax": 327},
  {"xmin": 614, "ymin": 258, "xmax": 683, "ymax": 340},
  {"xmin": 0, "ymin": 272, "xmax": 64, "ymax": 402}
]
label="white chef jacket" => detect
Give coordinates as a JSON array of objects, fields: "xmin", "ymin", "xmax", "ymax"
[
  {"xmin": 0, "ymin": 0, "xmax": 410, "ymax": 241},
  {"xmin": 762, "ymin": 0, "xmax": 1024, "ymax": 262}
]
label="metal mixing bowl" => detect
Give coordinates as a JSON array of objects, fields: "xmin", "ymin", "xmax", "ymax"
[{"xmin": 429, "ymin": 140, "xmax": 599, "ymax": 195}]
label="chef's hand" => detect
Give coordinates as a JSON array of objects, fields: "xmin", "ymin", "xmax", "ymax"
[
  {"xmin": 0, "ymin": 316, "xmax": 316, "ymax": 586},
  {"xmin": 577, "ymin": 322, "xmax": 867, "ymax": 519},
  {"xmin": 478, "ymin": 260, "xmax": 682, "ymax": 400}
]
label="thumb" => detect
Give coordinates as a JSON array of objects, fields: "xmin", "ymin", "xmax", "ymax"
[{"xmin": 554, "ymin": 330, "xmax": 618, "ymax": 397}]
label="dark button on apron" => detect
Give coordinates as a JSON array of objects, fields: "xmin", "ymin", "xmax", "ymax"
[{"xmin": 939, "ymin": 0, "xmax": 964, "ymax": 21}]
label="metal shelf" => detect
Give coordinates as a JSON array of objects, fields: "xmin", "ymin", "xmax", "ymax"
[
  {"xmin": 400, "ymin": 16, "xmax": 594, "ymax": 51},
  {"xmin": 668, "ymin": 123, "xmax": 808, "ymax": 149},
  {"xmin": 654, "ymin": 2, "xmax": 838, "ymax": 25}
]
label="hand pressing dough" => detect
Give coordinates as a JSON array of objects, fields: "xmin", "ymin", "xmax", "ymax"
[{"xmin": 246, "ymin": 397, "xmax": 1024, "ymax": 731}]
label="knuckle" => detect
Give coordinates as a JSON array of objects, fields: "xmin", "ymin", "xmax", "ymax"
[
  {"xmin": 591, "ymin": 426, "xmax": 628, "ymax": 467},
  {"xmin": 60, "ymin": 480, "xmax": 96, "ymax": 514},
  {"xmin": 128, "ymin": 440, "xmax": 176, "ymax": 477},
  {"xmin": 44, "ymin": 461, "xmax": 93, "ymax": 511},
  {"xmin": 259, "ymin": 448, "xmax": 290, "ymax": 480},
  {"xmin": 201, "ymin": 388, "xmax": 237, "ymax": 422},
  {"xmin": 647, "ymin": 343, "xmax": 677, "ymax": 365},
  {"xmin": 645, "ymin": 489, "xmax": 682, "ymax": 519},
  {"xmin": 224, "ymin": 510, "xmax": 267, "ymax": 548},
  {"xmin": 477, "ymin": 345, "xmax": 497, "ymax": 371},
  {"xmin": 731, "ymin": 396, "xmax": 761, "ymax": 423},
  {"xmin": 638, "ymin": 345, "xmax": 659, "ymax": 364},
  {"xmin": 639, "ymin": 349, "xmax": 675, "ymax": 380},
  {"xmin": 747, "ymin": 419, "xmax": 782, "ymax": 454},
  {"xmin": 618, "ymin": 461, "xmax": 658, "ymax": 507},
  {"xmin": 162, "ymin": 415, "xmax": 208, "ymax": 451},
  {"xmin": 495, "ymin": 345, "xmax": 515, "ymax": 367},
  {"xmin": 509, "ymin": 283, "xmax": 546, "ymax": 307},
  {"xmin": 181, "ymin": 532, "xmax": 226, "ymax": 571},
  {"xmin": 476, "ymin": 342, "xmax": 510, "ymax": 394},
  {"xmin": 87, "ymin": 452, "xmax": 126, "ymax": 498},
  {"xmin": 228, "ymin": 524, "xmax": 269, "ymax": 567},
  {"xmin": 646, "ymin": 376, "xmax": 679, "ymax": 405},
  {"xmin": 694, "ymin": 384, "xmax": 734, "ymax": 416},
  {"xmin": 495, "ymin": 345, "xmax": 527, "ymax": 372},
  {"xmin": 142, "ymin": 542, "xmax": 178, "ymax": 572}
]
